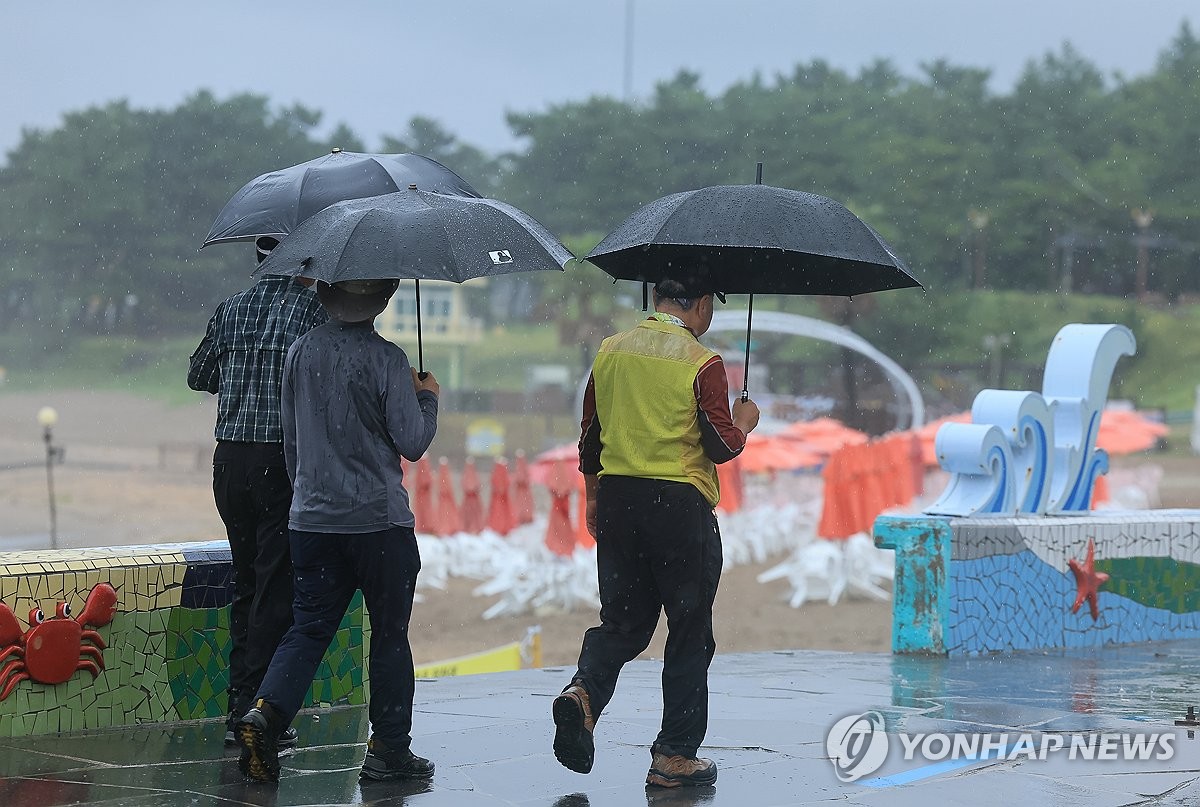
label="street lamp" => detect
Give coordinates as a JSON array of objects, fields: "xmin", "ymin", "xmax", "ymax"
[
  {"xmin": 967, "ymin": 208, "xmax": 990, "ymax": 289},
  {"xmin": 37, "ymin": 406, "xmax": 65, "ymax": 549},
  {"xmin": 1132, "ymin": 207, "xmax": 1154, "ymax": 298}
]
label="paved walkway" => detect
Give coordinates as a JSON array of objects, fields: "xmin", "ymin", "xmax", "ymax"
[{"xmin": 3, "ymin": 643, "xmax": 1200, "ymax": 805}]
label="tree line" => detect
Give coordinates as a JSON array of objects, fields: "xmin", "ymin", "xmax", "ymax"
[{"xmin": 2, "ymin": 23, "xmax": 1199, "ymax": 339}]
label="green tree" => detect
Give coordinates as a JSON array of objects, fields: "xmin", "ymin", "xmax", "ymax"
[
  {"xmin": 0, "ymin": 91, "xmax": 347, "ymax": 336},
  {"xmin": 380, "ymin": 116, "xmax": 502, "ymax": 197}
]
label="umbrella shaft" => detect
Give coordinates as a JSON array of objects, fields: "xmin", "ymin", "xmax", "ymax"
[
  {"xmin": 415, "ymin": 279, "xmax": 425, "ymax": 374},
  {"xmin": 742, "ymin": 294, "xmax": 753, "ymax": 401}
]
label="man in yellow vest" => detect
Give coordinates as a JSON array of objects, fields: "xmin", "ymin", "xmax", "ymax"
[{"xmin": 553, "ymin": 277, "xmax": 760, "ymax": 789}]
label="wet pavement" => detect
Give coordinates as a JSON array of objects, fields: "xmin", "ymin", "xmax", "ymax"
[{"xmin": 3, "ymin": 642, "xmax": 1200, "ymax": 805}]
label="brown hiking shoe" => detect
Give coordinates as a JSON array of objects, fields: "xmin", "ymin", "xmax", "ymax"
[
  {"xmin": 646, "ymin": 751, "xmax": 718, "ymax": 788},
  {"xmin": 236, "ymin": 699, "xmax": 285, "ymax": 783},
  {"xmin": 552, "ymin": 682, "xmax": 596, "ymax": 773}
]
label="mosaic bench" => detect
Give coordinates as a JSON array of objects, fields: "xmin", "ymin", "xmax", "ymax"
[
  {"xmin": 875, "ymin": 511, "xmax": 1200, "ymax": 656},
  {"xmin": 0, "ymin": 541, "xmax": 367, "ymax": 737}
]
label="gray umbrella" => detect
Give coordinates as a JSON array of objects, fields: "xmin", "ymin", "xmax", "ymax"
[
  {"xmin": 254, "ymin": 186, "xmax": 572, "ymax": 372},
  {"xmin": 202, "ymin": 149, "xmax": 480, "ymax": 247}
]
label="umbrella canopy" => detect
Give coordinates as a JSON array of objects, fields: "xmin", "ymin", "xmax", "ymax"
[
  {"xmin": 584, "ymin": 178, "xmax": 921, "ymax": 399},
  {"xmin": 779, "ymin": 418, "xmax": 869, "ymax": 457},
  {"xmin": 738, "ymin": 433, "xmax": 823, "ymax": 474},
  {"xmin": 253, "ymin": 186, "xmax": 572, "ymax": 372},
  {"xmin": 202, "ymin": 149, "xmax": 480, "ymax": 247},
  {"xmin": 529, "ymin": 443, "xmax": 580, "ymax": 486},
  {"xmin": 1097, "ymin": 409, "xmax": 1169, "ymax": 455},
  {"xmin": 584, "ymin": 183, "xmax": 920, "ymax": 297},
  {"xmin": 255, "ymin": 187, "xmax": 571, "ymax": 284}
]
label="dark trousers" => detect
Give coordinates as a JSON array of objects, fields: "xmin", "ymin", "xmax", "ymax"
[
  {"xmin": 256, "ymin": 527, "xmax": 421, "ymax": 752},
  {"xmin": 573, "ymin": 476, "xmax": 722, "ymax": 758},
  {"xmin": 213, "ymin": 441, "xmax": 295, "ymax": 716}
]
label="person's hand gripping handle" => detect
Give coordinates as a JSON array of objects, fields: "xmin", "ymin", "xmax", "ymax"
[{"xmin": 733, "ymin": 397, "xmax": 760, "ymax": 435}]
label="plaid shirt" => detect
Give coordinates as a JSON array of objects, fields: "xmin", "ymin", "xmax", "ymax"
[{"xmin": 188, "ymin": 276, "xmax": 327, "ymax": 443}]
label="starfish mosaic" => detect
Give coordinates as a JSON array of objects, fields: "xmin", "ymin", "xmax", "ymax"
[{"xmin": 1068, "ymin": 537, "xmax": 1110, "ymax": 621}]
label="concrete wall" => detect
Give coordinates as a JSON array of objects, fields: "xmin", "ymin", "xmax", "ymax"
[{"xmin": 876, "ymin": 511, "xmax": 1200, "ymax": 656}]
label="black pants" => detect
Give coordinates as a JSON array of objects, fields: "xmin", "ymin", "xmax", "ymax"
[
  {"xmin": 573, "ymin": 476, "xmax": 722, "ymax": 758},
  {"xmin": 213, "ymin": 441, "xmax": 295, "ymax": 717},
  {"xmin": 256, "ymin": 527, "xmax": 421, "ymax": 751}
]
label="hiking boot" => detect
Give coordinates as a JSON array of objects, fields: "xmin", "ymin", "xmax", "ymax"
[
  {"xmin": 360, "ymin": 737, "xmax": 435, "ymax": 781},
  {"xmin": 225, "ymin": 701, "xmax": 298, "ymax": 749},
  {"xmin": 645, "ymin": 751, "xmax": 718, "ymax": 788},
  {"xmin": 552, "ymin": 681, "xmax": 595, "ymax": 774},
  {"xmin": 236, "ymin": 700, "xmax": 285, "ymax": 783}
]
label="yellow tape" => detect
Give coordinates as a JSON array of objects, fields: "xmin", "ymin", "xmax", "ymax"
[
  {"xmin": 414, "ymin": 642, "xmax": 521, "ymax": 678},
  {"xmin": 413, "ymin": 626, "xmax": 542, "ymax": 679}
]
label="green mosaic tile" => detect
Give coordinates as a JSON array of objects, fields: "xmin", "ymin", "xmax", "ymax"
[{"xmin": 1097, "ymin": 556, "xmax": 1200, "ymax": 613}]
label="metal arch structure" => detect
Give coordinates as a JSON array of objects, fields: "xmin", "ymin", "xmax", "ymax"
[
  {"xmin": 709, "ymin": 310, "xmax": 926, "ymax": 431},
  {"xmin": 573, "ymin": 310, "xmax": 926, "ymax": 432}
]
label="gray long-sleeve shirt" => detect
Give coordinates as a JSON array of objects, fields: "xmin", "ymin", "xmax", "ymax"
[{"xmin": 281, "ymin": 319, "xmax": 438, "ymax": 533}]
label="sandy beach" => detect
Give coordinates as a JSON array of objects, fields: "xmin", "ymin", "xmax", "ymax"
[{"xmin": 1, "ymin": 388, "xmax": 1191, "ymax": 667}]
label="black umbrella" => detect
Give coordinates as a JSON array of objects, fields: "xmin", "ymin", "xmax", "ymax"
[
  {"xmin": 254, "ymin": 186, "xmax": 572, "ymax": 373},
  {"xmin": 585, "ymin": 172, "xmax": 921, "ymax": 398},
  {"xmin": 202, "ymin": 149, "xmax": 480, "ymax": 247}
]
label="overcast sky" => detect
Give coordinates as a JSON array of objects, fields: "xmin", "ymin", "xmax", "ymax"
[{"xmin": 3, "ymin": 1, "xmax": 1197, "ymax": 161}]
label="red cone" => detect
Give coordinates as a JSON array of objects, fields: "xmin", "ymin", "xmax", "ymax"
[
  {"xmin": 715, "ymin": 457, "xmax": 743, "ymax": 513},
  {"xmin": 513, "ymin": 450, "xmax": 535, "ymax": 525},
  {"xmin": 411, "ymin": 456, "xmax": 435, "ymax": 534},
  {"xmin": 576, "ymin": 473, "xmax": 595, "ymax": 550},
  {"xmin": 433, "ymin": 457, "xmax": 461, "ymax": 537},
  {"xmin": 544, "ymin": 460, "xmax": 576, "ymax": 556},
  {"xmin": 486, "ymin": 458, "xmax": 516, "ymax": 536},
  {"xmin": 460, "ymin": 458, "xmax": 485, "ymax": 534}
]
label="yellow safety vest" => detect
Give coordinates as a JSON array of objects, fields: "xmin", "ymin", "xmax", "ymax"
[{"xmin": 592, "ymin": 318, "xmax": 720, "ymax": 506}]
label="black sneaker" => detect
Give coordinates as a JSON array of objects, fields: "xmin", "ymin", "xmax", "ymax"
[
  {"xmin": 360, "ymin": 737, "xmax": 435, "ymax": 781},
  {"xmin": 236, "ymin": 700, "xmax": 285, "ymax": 783},
  {"xmin": 552, "ymin": 682, "xmax": 595, "ymax": 774}
]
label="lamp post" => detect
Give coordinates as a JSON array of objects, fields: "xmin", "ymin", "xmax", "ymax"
[
  {"xmin": 967, "ymin": 208, "xmax": 990, "ymax": 289},
  {"xmin": 1132, "ymin": 207, "xmax": 1154, "ymax": 299},
  {"xmin": 37, "ymin": 406, "xmax": 63, "ymax": 549}
]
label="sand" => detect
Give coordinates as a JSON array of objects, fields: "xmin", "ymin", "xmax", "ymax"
[{"xmin": 1, "ymin": 388, "xmax": 1192, "ymax": 667}]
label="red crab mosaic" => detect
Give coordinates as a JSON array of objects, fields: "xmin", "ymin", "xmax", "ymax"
[{"xmin": 0, "ymin": 582, "xmax": 118, "ymax": 700}]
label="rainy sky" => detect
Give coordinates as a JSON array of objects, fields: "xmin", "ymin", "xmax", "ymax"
[{"xmin": 4, "ymin": 1, "xmax": 1197, "ymax": 160}]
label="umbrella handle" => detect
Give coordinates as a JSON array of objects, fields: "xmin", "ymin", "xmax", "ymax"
[
  {"xmin": 742, "ymin": 293, "xmax": 753, "ymax": 401},
  {"xmin": 414, "ymin": 279, "xmax": 426, "ymax": 378}
]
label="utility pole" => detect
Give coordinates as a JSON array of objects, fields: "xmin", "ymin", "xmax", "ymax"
[{"xmin": 623, "ymin": 0, "xmax": 635, "ymax": 101}]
